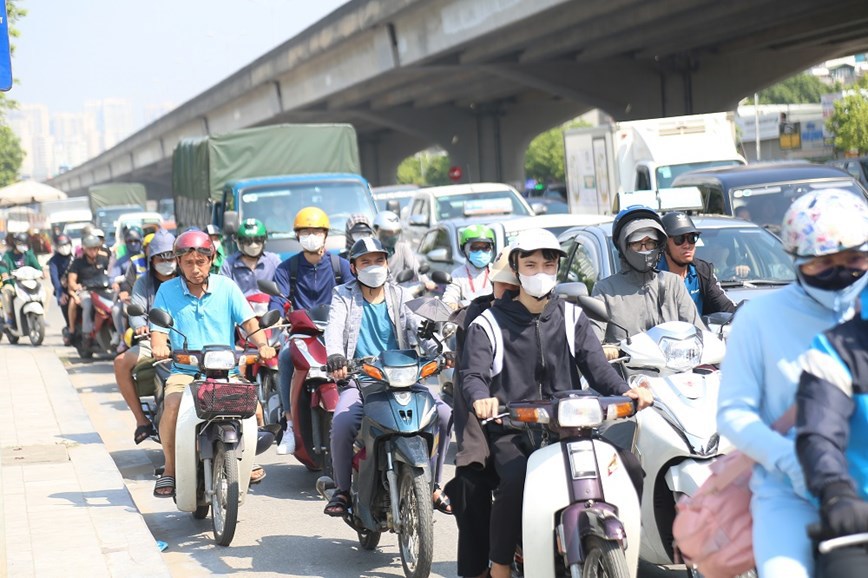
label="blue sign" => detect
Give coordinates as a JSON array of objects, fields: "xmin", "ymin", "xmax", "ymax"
[{"xmin": 0, "ymin": 3, "xmax": 11, "ymax": 92}]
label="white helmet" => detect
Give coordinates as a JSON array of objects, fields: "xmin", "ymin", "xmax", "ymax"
[
  {"xmin": 780, "ymin": 189, "xmax": 868, "ymax": 258},
  {"xmin": 372, "ymin": 211, "xmax": 402, "ymax": 233},
  {"xmin": 490, "ymin": 244, "xmax": 519, "ymax": 285},
  {"xmin": 508, "ymin": 228, "xmax": 565, "ymax": 268}
]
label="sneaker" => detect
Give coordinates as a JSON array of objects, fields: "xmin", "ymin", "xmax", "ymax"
[
  {"xmin": 109, "ymin": 333, "xmax": 120, "ymax": 347},
  {"xmin": 276, "ymin": 422, "xmax": 295, "ymax": 455}
]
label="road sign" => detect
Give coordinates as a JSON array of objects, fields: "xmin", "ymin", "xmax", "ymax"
[
  {"xmin": 448, "ymin": 166, "xmax": 462, "ymax": 182},
  {"xmin": 779, "ymin": 122, "xmax": 801, "ymax": 150},
  {"xmin": 0, "ymin": 3, "xmax": 11, "ymax": 92}
]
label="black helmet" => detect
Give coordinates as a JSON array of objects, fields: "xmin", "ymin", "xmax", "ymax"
[
  {"xmin": 349, "ymin": 237, "xmax": 387, "ymax": 262},
  {"xmin": 661, "ymin": 212, "xmax": 700, "ymax": 238},
  {"xmin": 611, "ymin": 205, "xmax": 665, "ymax": 254},
  {"xmin": 12, "ymin": 232, "xmax": 29, "ymax": 245}
]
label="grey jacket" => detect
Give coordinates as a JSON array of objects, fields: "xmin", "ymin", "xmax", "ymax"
[
  {"xmin": 128, "ymin": 271, "xmax": 164, "ymax": 330},
  {"xmin": 388, "ymin": 240, "xmax": 428, "ymax": 283},
  {"xmin": 591, "ymin": 264, "xmax": 704, "ymax": 343},
  {"xmin": 324, "ymin": 279, "xmax": 438, "ymax": 360}
]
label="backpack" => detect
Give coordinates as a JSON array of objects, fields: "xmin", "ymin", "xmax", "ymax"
[
  {"xmin": 289, "ymin": 252, "xmax": 343, "ymax": 289},
  {"xmin": 470, "ymin": 300, "xmax": 582, "ymax": 377}
]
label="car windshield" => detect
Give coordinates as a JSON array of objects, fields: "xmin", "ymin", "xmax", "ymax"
[
  {"xmin": 95, "ymin": 206, "xmax": 144, "ymax": 227},
  {"xmin": 435, "ymin": 190, "xmax": 531, "ymax": 221},
  {"xmin": 655, "ymin": 160, "xmax": 742, "ymax": 189},
  {"xmin": 240, "ymin": 182, "xmax": 377, "ymax": 238},
  {"xmin": 728, "ymin": 179, "xmax": 864, "ymax": 230},
  {"xmin": 374, "ymin": 194, "xmax": 414, "ymax": 212}
]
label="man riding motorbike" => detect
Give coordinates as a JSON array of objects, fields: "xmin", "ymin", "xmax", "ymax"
[
  {"xmin": 323, "ymin": 237, "xmax": 454, "ymax": 517},
  {"xmin": 373, "ymin": 210, "xmax": 434, "ymax": 290},
  {"xmin": 342, "ymin": 213, "xmax": 375, "ymax": 258},
  {"xmin": 108, "ymin": 226, "xmax": 144, "ymax": 280},
  {"xmin": 150, "ymin": 230, "xmax": 276, "ymax": 497},
  {"xmin": 443, "ymin": 224, "xmax": 496, "ymax": 309},
  {"xmin": 0, "ymin": 232, "xmax": 43, "ymax": 328},
  {"xmin": 113, "ymin": 229, "xmax": 177, "ymax": 444},
  {"xmin": 221, "ymin": 218, "xmax": 281, "ymax": 296},
  {"xmin": 111, "ymin": 232, "xmax": 152, "ymax": 352},
  {"xmin": 271, "ymin": 207, "xmax": 353, "ymax": 455},
  {"xmin": 591, "ymin": 205, "xmax": 703, "ymax": 359},
  {"xmin": 48, "ymin": 234, "xmax": 74, "ymax": 343},
  {"xmin": 458, "ymin": 228, "xmax": 653, "ymax": 578},
  {"xmin": 67, "ymin": 234, "xmax": 111, "ymax": 349}
]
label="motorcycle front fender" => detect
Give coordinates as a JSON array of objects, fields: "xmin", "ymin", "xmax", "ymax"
[
  {"xmin": 560, "ymin": 502, "xmax": 626, "ymax": 566},
  {"xmin": 316, "ymin": 381, "xmax": 339, "ymax": 411},
  {"xmin": 392, "ymin": 436, "xmax": 432, "ymax": 482},
  {"xmin": 21, "ymin": 302, "xmax": 44, "ymax": 316}
]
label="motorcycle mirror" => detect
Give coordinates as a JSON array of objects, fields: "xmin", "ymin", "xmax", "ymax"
[
  {"xmin": 418, "ymin": 261, "xmax": 430, "ymax": 275},
  {"xmin": 395, "ymin": 268, "xmax": 415, "ymax": 283},
  {"xmin": 259, "ymin": 309, "xmax": 281, "ymax": 329},
  {"xmin": 553, "ymin": 282, "xmax": 589, "ymax": 302},
  {"xmin": 430, "ymin": 270, "xmax": 451, "ymax": 285},
  {"xmin": 148, "ymin": 308, "xmax": 174, "ymax": 329},
  {"xmin": 576, "ymin": 295, "xmax": 609, "ymax": 323},
  {"xmin": 126, "ymin": 304, "xmax": 145, "ymax": 317},
  {"xmin": 257, "ymin": 279, "xmax": 281, "ymax": 297}
]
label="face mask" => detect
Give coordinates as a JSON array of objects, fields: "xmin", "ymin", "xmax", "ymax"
[
  {"xmin": 468, "ymin": 250, "xmax": 493, "ymax": 269},
  {"xmin": 15, "ymin": 244, "xmax": 28, "ymax": 254},
  {"xmin": 379, "ymin": 233, "xmax": 398, "ymax": 250},
  {"xmin": 624, "ymin": 248, "xmax": 661, "ymax": 273},
  {"xmin": 798, "ymin": 269, "xmax": 868, "ymax": 319},
  {"xmin": 57, "ymin": 244, "xmax": 72, "ymax": 256},
  {"xmin": 127, "ymin": 241, "xmax": 142, "ymax": 254},
  {"xmin": 300, "ymin": 233, "xmax": 325, "ymax": 252},
  {"xmin": 357, "ymin": 264, "xmax": 388, "ymax": 288},
  {"xmin": 153, "ymin": 261, "xmax": 177, "ymax": 276},
  {"xmin": 240, "ymin": 241, "xmax": 263, "ymax": 257},
  {"xmin": 519, "ymin": 272, "xmax": 557, "ymax": 299}
]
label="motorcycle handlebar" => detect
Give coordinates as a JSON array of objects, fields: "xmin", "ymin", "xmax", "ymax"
[{"xmin": 809, "ymin": 523, "xmax": 868, "ymax": 554}]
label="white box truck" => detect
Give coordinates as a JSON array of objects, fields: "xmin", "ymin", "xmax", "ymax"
[{"xmin": 563, "ymin": 112, "xmax": 746, "ymax": 214}]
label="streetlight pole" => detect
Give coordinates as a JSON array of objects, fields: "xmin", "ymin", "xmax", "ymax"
[{"xmin": 754, "ymin": 93, "xmax": 761, "ymax": 161}]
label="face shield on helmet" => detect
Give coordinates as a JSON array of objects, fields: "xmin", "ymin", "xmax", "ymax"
[{"xmin": 373, "ymin": 211, "xmax": 402, "ymax": 251}]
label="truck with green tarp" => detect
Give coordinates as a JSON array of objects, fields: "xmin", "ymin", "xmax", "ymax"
[
  {"xmin": 88, "ymin": 183, "xmax": 148, "ymax": 242},
  {"xmin": 171, "ymin": 123, "xmax": 377, "ymax": 258}
]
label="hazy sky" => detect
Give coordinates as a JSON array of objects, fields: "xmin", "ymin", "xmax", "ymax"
[{"xmin": 10, "ymin": 0, "xmax": 349, "ymax": 113}]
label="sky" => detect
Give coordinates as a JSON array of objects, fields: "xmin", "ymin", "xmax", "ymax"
[{"xmin": 9, "ymin": 0, "xmax": 349, "ymax": 113}]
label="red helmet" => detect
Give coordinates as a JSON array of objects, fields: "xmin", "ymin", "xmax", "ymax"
[{"xmin": 173, "ymin": 230, "xmax": 214, "ymax": 258}]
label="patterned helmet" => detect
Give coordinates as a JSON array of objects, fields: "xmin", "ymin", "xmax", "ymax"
[{"xmin": 780, "ymin": 189, "xmax": 868, "ymax": 258}]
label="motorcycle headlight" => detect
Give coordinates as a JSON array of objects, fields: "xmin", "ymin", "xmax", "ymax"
[
  {"xmin": 557, "ymin": 398, "xmax": 603, "ymax": 428},
  {"xmin": 202, "ymin": 350, "xmax": 236, "ymax": 370},
  {"xmin": 658, "ymin": 335, "xmax": 703, "ymax": 372},
  {"xmin": 383, "ymin": 365, "xmax": 418, "ymax": 388}
]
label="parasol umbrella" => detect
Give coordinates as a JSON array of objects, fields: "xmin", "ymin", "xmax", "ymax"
[
  {"xmin": 405, "ymin": 296, "xmax": 454, "ymax": 323},
  {"xmin": 0, "ymin": 180, "xmax": 67, "ymax": 208}
]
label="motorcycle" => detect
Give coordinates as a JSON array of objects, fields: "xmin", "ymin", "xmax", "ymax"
[
  {"xmin": 487, "ymin": 392, "xmax": 642, "ymax": 578},
  {"xmin": 147, "ymin": 306, "xmax": 279, "ymax": 546},
  {"xmin": 1, "ymin": 266, "xmax": 46, "ymax": 346},
  {"xmin": 239, "ymin": 292, "xmax": 282, "ymax": 426},
  {"xmin": 809, "ymin": 524, "xmax": 868, "ymax": 578},
  {"xmin": 73, "ymin": 275, "xmax": 118, "ymax": 359},
  {"xmin": 317, "ymin": 349, "xmax": 445, "ymax": 578}
]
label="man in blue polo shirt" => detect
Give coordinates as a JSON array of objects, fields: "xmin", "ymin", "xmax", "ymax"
[
  {"xmin": 150, "ymin": 230, "xmax": 275, "ymax": 498},
  {"xmin": 220, "ymin": 219, "xmax": 281, "ymax": 296},
  {"xmin": 270, "ymin": 206, "xmax": 353, "ymax": 455}
]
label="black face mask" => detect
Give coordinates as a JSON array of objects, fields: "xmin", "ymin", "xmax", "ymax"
[{"xmin": 800, "ymin": 266, "xmax": 867, "ymax": 291}]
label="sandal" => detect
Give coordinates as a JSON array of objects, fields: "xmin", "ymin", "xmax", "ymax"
[
  {"xmin": 134, "ymin": 423, "xmax": 156, "ymax": 445},
  {"xmin": 250, "ymin": 464, "xmax": 266, "ymax": 484},
  {"xmin": 432, "ymin": 484, "xmax": 452, "ymax": 515},
  {"xmin": 324, "ymin": 490, "xmax": 351, "ymax": 517},
  {"xmin": 153, "ymin": 476, "xmax": 175, "ymax": 498}
]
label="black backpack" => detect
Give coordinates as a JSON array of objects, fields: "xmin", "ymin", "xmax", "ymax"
[{"xmin": 288, "ymin": 252, "xmax": 344, "ymax": 294}]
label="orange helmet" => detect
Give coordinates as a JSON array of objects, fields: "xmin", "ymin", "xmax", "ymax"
[{"xmin": 293, "ymin": 207, "xmax": 330, "ymax": 231}]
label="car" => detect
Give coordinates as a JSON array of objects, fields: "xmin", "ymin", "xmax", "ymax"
[
  {"xmin": 371, "ymin": 184, "xmax": 419, "ymax": 218},
  {"xmin": 526, "ymin": 183, "xmax": 570, "ymax": 214},
  {"xmin": 94, "ymin": 204, "xmax": 146, "ymax": 244},
  {"xmin": 827, "ymin": 156, "xmax": 868, "ymax": 189},
  {"xmin": 112, "ymin": 211, "xmax": 165, "ymax": 247},
  {"xmin": 671, "ymin": 163, "xmax": 866, "ymax": 231},
  {"xmin": 557, "ymin": 214, "xmax": 795, "ymax": 304},
  {"xmin": 403, "ymin": 182, "xmax": 535, "ymax": 248},
  {"xmin": 62, "ymin": 221, "xmax": 92, "ymax": 249}
]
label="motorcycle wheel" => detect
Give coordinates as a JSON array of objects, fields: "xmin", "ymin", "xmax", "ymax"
[
  {"xmin": 27, "ymin": 313, "xmax": 44, "ymax": 346},
  {"xmin": 397, "ymin": 464, "xmax": 433, "ymax": 578},
  {"xmin": 357, "ymin": 529, "xmax": 381, "ymax": 551},
  {"xmin": 259, "ymin": 372, "xmax": 279, "ymax": 425},
  {"xmin": 211, "ymin": 440, "xmax": 239, "ymax": 546},
  {"xmin": 193, "ymin": 474, "xmax": 209, "ymax": 520},
  {"xmin": 581, "ymin": 536, "xmax": 629, "ymax": 578}
]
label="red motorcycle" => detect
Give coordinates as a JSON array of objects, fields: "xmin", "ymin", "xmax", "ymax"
[
  {"xmin": 238, "ymin": 292, "xmax": 282, "ymax": 425},
  {"xmin": 257, "ymin": 280, "xmax": 339, "ymax": 475},
  {"xmin": 73, "ymin": 277, "xmax": 118, "ymax": 359}
]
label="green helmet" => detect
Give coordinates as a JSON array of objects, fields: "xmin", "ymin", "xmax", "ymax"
[
  {"xmin": 459, "ymin": 224, "xmax": 495, "ymax": 255},
  {"xmin": 237, "ymin": 218, "xmax": 267, "ymax": 241}
]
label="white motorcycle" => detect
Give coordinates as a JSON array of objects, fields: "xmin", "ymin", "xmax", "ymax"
[{"xmin": 2, "ymin": 266, "xmax": 46, "ymax": 346}]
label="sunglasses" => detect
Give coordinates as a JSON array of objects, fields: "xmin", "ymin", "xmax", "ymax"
[
  {"xmin": 175, "ymin": 247, "xmax": 214, "ymax": 258},
  {"xmin": 672, "ymin": 233, "xmax": 700, "ymax": 246},
  {"xmin": 627, "ymin": 238, "xmax": 659, "ymax": 251}
]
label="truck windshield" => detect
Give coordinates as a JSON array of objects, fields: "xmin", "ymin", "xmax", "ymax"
[
  {"xmin": 656, "ymin": 160, "xmax": 742, "ymax": 189},
  {"xmin": 240, "ymin": 182, "xmax": 376, "ymax": 238}
]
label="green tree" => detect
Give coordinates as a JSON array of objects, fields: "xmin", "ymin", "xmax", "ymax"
[
  {"xmin": 827, "ymin": 93, "xmax": 868, "ymax": 155},
  {"xmin": 395, "ymin": 152, "xmax": 451, "ymax": 186},
  {"xmin": 756, "ymin": 73, "xmax": 827, "ymax": 104},
  {"xmin": 424, "ymin": 155, "xmax": 451, "ymax": 186},
  {"xmin": 524, "ymin": 119, "xmax": 590, "ymax": 183}
]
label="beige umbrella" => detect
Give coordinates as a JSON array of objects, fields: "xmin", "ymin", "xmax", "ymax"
[{"xmin": 0, "ymin": 180, "xmax": 67, "ymax": 208}]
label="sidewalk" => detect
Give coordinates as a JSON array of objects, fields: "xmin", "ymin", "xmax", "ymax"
[{"xmin": 0, "ymin": 331, "xmax": 171, "ymax": 577}]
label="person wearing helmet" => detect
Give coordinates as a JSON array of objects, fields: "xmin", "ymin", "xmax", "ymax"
[
  {"xmin": 66, "ymin": 234, "xmax": 111, "ymax": 350},
  {"xmin": 591, "ymin": 205, "xmax": 703, "ymax": 357},
  {"xmin": 149, "ymin": 230, "xmax": 276, "ymax": 497},
  {"xmin": 271, "ymin": 207, "xmax": 353, "ymax": 454},
  {"xmin": 0, "ymin": 232, "xmax": 42, "ymax": 327},
  {"xmin": 342, "ymin": 213, "xmax": 374, "ymax": 257},
  {"xmin": 372, "ymin": 210, "xmax": 434, "ymax": 289},
  {"xmin": 658, "ymin": 211, "xmax": 737, "ymax": 316},
  {"xmin": 108, "ymin": 226, "xmax": 144, "ymax": 280},
  {"xmin": 322, "ymin": 237, "xmax": 454, "ymax": 517},
  {"xmin": 204, "ymin": 224, "xmax": 225, "ymax": 274},
  {"xmin": 48, "ymin": 234, "xmax": 75, "ymax": 342},
  {"xmin": 457, "ymin": 228, "xmax": 653, "ymax": 578},
  {"xmin": 113, "ymin": 229, "xmax": 178, "ymax": 444},
  {"xmin": 443, "ymin": 224, "xmax": 497, "ymax": 309},
  {"xmin": 111, "ymin": 230, "xmax": 153, "ymax": 350},
  {"xmin": 221, "ymin": 219, "xmax": 281, "ymax": 296},
  {"xmin": 716, "ymin": 189, "xmax": 868, "ymax": 578}
]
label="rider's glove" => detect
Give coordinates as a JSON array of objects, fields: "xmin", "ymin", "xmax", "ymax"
[
  {"xmin": 417, "ymin": 320, "xmax": 435, "ymax": 340},
  {"xmin": 442, "ymin": 351, "xmax": 456, "ymax": 368},
  {"xmin": 327, "ymin": 353, "xmax": 348, "ymax": 373},
  {"xmin": 821, "ymin": 482, "xmax": 868, "ymax": 537}
]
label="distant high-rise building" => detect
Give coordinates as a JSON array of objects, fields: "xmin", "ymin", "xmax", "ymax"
[
  {"xmin": 84, "ymin": 98, "xmax": 135, "ymax": 151},
  {"xmin": 8, "ymin": 104, "xmax": 54, "ymax": 180}
]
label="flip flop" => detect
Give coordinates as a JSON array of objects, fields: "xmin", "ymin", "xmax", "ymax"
[
  {"xmin": 250, "ymin": 464, "xmax": 266, "ymax": 484},
  {"xmin": 134, "ymin": 423, "xmax": 156, "ymax": 445},
  {"xmin": 433, "ymin": 484, "xmax": 452, "ymax": 515},
  {"xmin": 324, "ymin": 490, "xmax": 351, "ymax": 517},
  {"xmin": 153, "ymin": 476, "xmax": 175, "ymax": 498}
]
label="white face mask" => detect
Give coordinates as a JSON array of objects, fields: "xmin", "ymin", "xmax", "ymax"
[
  {"xmin": 357, "ymin": 264, "xmax": 388, "ymax": 288},
  {"xmin": 240, "ymin": 242, "xmax": 263, "ymax": 257},
  {"xmin": 153, "ymin": 261, "xmax": 177, "ymax": 276},
  {"xmin": 299, "ymin": 233, "xmax": 325, "ymax": 252},
  {"xmin": 519, "ymin": 272, "xmax": 557, "ymax": 299},
  {"xmin": 57, "ymin": 244, "xmax": 72, "ymax": 256},
  {"xmin": 15, "ymin": 244, "xmax": 28, "ymax": 253}
]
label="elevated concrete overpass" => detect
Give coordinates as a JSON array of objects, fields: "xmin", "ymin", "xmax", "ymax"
[{"xmin": 49, "ymin": 0, "xmax": 868, "ymax": 198}]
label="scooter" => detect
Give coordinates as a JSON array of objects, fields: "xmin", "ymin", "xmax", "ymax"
[
  {"xmin": 147, "ymin": 306, "xmax": 279, "ymax": 546},
  {"xmin": 317, "ymin": 349, "xmax": 444, "ymax": 578},
  {"xmin": 239, "ymin": 292, "xmax": 282, "ymax": 426},
  {"xmin": 1, "ymin": 266, "xmax": 46, "ymax": 346},
  {"xmin": 489, "ymin": 391, "xmax": 642, "ymax": 578},
  {"xmin": 257, "ymin": 279, "xmax": 339, "ymax": 474},
  {"xmin": 809, "ymin": 524, "xmax": 868, "ymax": 578},
  {"xmin": 73, "ymin": 276, "xmax": 118, "ymax": 359}
]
